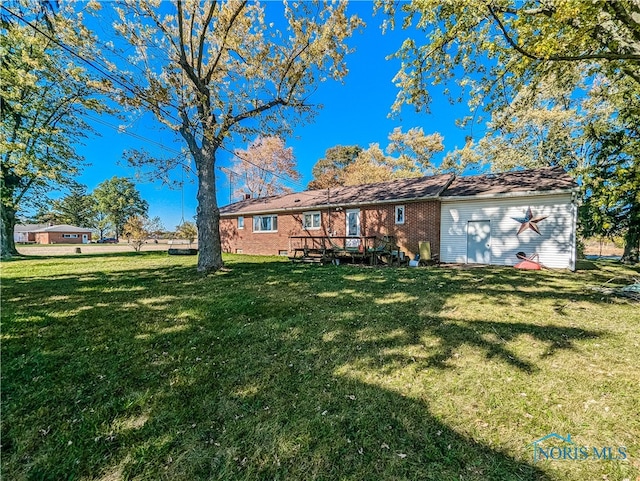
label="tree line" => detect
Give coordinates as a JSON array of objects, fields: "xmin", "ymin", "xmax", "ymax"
[
  {"xmin": 22, "ymin": 176, "xmax": 147, "ymax": 240},
  {"xmin": 2, "ymin": 1, "xmax": 638, "ymax": 266},
  {"xmin": 23, "ymin": 175, "xmax": 197, "ymax": 252}
]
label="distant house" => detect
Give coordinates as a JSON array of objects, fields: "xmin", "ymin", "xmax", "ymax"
[
  {"xmin": 219, "ymin": 166, "xmax": 579, "ymax": 269},
  {"xmin": 14, "ymin": 224, "xmax": 93, "ymax": 244}
]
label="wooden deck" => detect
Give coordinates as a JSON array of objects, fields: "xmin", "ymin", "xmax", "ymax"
[{"xmin": 288, "ymin": 236, "xmax": 402, "ymax": 265}]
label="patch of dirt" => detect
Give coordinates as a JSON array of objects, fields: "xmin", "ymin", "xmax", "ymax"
[
  {"xmin": 583, "ymin": 240, "xmax": 623, "ymax": 257},
  {"xmin": 16, "ymin": 241, "xmax": 197, "ymax": 256}
]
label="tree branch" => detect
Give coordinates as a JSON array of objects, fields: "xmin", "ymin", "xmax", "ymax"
[
  {"xmin": 487, "ymin": 4, "xmax": 640, "ymax": 62},
  {"xmin": 197, "ymin": 0, "xmax": 217, "ymax": 77},
  {"xmin": 204, "ymin": 0, "xmax": 247, "ymax": 84},
  {"xmin": 176, "ymin": 1, "xmax": 197, "ymax": 87},
  {"xmin": 277, "ymin": 41, "xmax": 310, "ymax": 97},
  {"xmin": 226, "ymin": 98, "xmax": 286, "ymax": 128},
  {"xmin": 604, "ymin": 0, "xmax": 640, "ymax": 44},
  {"xmin": 188, "ymin": 1, "xmax": 197, "ymax": 68}
]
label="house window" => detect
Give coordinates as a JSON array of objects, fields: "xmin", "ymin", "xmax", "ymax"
[
  {"xmin": 303, "ymin": 211, "xmax": 321, "ymax": 230},
  {"xmin": 237, "ymin": 216, "xmax": 244, "ymax": 229},
  {"xmin": 346, "ymin": 209, "xmax": 360, "ymax": 236},
  {"xmin": 395, "ymin": 205, "xmax": 405, "ymax": 225},
  {"xmin": 253, "ymin": 215, "xmax": 278, "ymax": 232},
  {"xmin": 62, "ymin": 234, "xmax": 78, "ymax": 238}
]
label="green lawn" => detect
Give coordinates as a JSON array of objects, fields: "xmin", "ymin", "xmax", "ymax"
[{"xmin": 1, "ymin": 252, "xmax": 639, "ymax": 480}]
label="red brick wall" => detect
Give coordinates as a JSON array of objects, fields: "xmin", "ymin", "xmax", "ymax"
[
  {"xmin": 220, "ymin": 212, "xmax": 307, "ymax": 255},
  {"xmin": 360, "ymin": 201, "xmax": 441, "ymax": 259},
  {"xmin": 220, "ymin": 200, "xmax": 441, "ymax": 258},
  {"xmin": 36, "ymin": 232, "xmax": 88, "ymax": 244}
]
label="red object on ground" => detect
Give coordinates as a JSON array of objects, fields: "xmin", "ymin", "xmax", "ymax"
[
  {"xmin": 515, "ymin": 259, "xmax": 542, "ymax": 270},
  {"xmin": 515, "ymin": 251, "xmax": 543, "ymax": 270}
]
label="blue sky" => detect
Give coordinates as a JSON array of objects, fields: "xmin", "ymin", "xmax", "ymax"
[{"xmin": 73, "ymin": 2, "xmax": 480, "ymax": 231}]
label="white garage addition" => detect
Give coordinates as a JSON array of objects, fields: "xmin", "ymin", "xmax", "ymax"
[{"xmin": 439, "ymin": 168, "xmax": 579, "ymax": 270}]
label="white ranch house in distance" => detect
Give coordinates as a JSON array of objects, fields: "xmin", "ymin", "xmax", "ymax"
[{"xmin": 14, "ymin": 224, "xmax": 93, "ymax": 245}]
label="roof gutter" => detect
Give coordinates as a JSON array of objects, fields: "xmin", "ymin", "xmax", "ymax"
[
  {"xmin": 440, "ymin": 187, "xmax": 579, "ymax": 202},
  {"xmin": 220, "ymin": 193, "xmax": 447, "ymax": 217}
]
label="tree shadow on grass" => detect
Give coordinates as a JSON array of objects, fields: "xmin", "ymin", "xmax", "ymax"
[
  {"xmin": 1, "ymin": 258, "xmax": 615, "ymax": 480},
  {"xmin": 339, "ymin": 317, "xmax": 600, "ymax": 374}
]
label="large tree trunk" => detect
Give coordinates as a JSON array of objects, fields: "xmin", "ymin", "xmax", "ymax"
[
  {"xmin": 621, "ymin": 219, "xmax": 639, "ymax": 264},
  {"xmin": 1, "ymin": 203, "xmax": 19, "ymax": 258},
  {"xmin": 195, "ymin": 147, "xmax": 224, "ymax": 273},
  {"xmin": 621, "ymin": 202, "xmax": 639, "ymax": 264}
]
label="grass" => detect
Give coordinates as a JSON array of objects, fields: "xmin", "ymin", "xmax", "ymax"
[{"xmin": 1, "ymin": 252, "xmax": 639, "ymax": 480}]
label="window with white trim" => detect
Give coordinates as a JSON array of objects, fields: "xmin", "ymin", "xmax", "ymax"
[
  {"xmin": 253, "ymin": 215, "xmax": 278, "ymax": 232},
  {"xmin": 237, "ymin": 216, "xmax": 244, "ymax": 229},
  {"xmin": 303, "ymin": 211, "xmax": 321, "ymax": 230},
  {"xmin": 62, "ymin": 234, "xmax": 79, "ymax": 238},
  {"xmin": 395, "ymin": 205, "xmax": 405, "ymax": 225}
]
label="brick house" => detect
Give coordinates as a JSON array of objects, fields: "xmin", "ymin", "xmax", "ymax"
[
  {"xmin": 219, "ymin": 174, "xmax": 454, "ymax": 259},
  {"xmin": 16, "ymin": 224, "xmax": 93, "ymax": 244},
  {"xmin": 219, "ymin": 166, "xmax": 579, "ymax": 269}
]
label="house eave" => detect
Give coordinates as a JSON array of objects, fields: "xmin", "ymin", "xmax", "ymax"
[
  {"xmin": 220, "ymin": 194, "xmax": 444, "ymax": 217},
  {"xmin": 440, "ymin": 188, "xmax": 579, "ymax": 202}
]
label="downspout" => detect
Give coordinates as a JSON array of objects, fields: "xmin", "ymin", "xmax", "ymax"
[{"xmin": 570, "ymin": 189, "xmax": 579, "ymax": 271}]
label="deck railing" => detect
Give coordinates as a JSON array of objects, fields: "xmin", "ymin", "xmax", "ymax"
[
  {"xmin": 288, "ymin": 235, "xmax": 400, "ymax": 264},
  {"xmin": 289, "ymin": 235, "xmax": 378, "ymax": 252}
]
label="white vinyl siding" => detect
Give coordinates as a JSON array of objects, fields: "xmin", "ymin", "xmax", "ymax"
[{"xmin": 440, "ymin": 194, "xmax": 576, "ymax": 269}]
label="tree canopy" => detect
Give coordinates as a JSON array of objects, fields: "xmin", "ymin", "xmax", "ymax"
[
  {"xmin": 100, "ymin": 0, "xmax": 362, "ymax": 272},
  {"xmin": 308, "ymin": 127, "xmax": 444, "ymax": 187},
  {"xmin": 231, "ymin": 136, "xmax": 299, "ymax": 199},
  {"xmin": 0, "ymin": 2, "xmax": 106, "ymax": 257},
  {"xmin": 122, "ymin": 215, "xmax": 149, "ymax": 252},
  {"xmin": 51, "ymin": 183, "xmax": 96, "ymax": 228},
  {"xmin": 386, "ymin": 0, "xmax": 640, "ymax": 261},
  {"xmin": 93, "ymin": 177, "xmax": 148, "ymax": 241},
  {"xmin": 386, "ymin": 0, "xmax": 640, "ymax": 117},
  {"xmin": 308, "ymin": 145, "xmax": 363, "ymax": 189},
  {"xmin": 175, "ymin": 221, "xmax": 197, "ymax": 245}
]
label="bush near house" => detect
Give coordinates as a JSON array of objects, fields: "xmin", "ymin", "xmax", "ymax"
[{"xmin": 1, "ymin": 254, "xmax": 638, "ymax": 480}]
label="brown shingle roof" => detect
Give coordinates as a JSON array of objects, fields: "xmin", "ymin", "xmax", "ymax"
[
  {"xmin": 30, "ymin": 224, "xmax": 92, "ymax": 233},
  {"xmin": 220, "ymin": 174, "xmax": 455, "ymax": 215},
  {"xmin": 220, "ymin": 166, "xmax": 578, "ymax": 216},
  {"xmin": 441, "ymin": 166, "xmax": 577, "ymax": 198}
]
